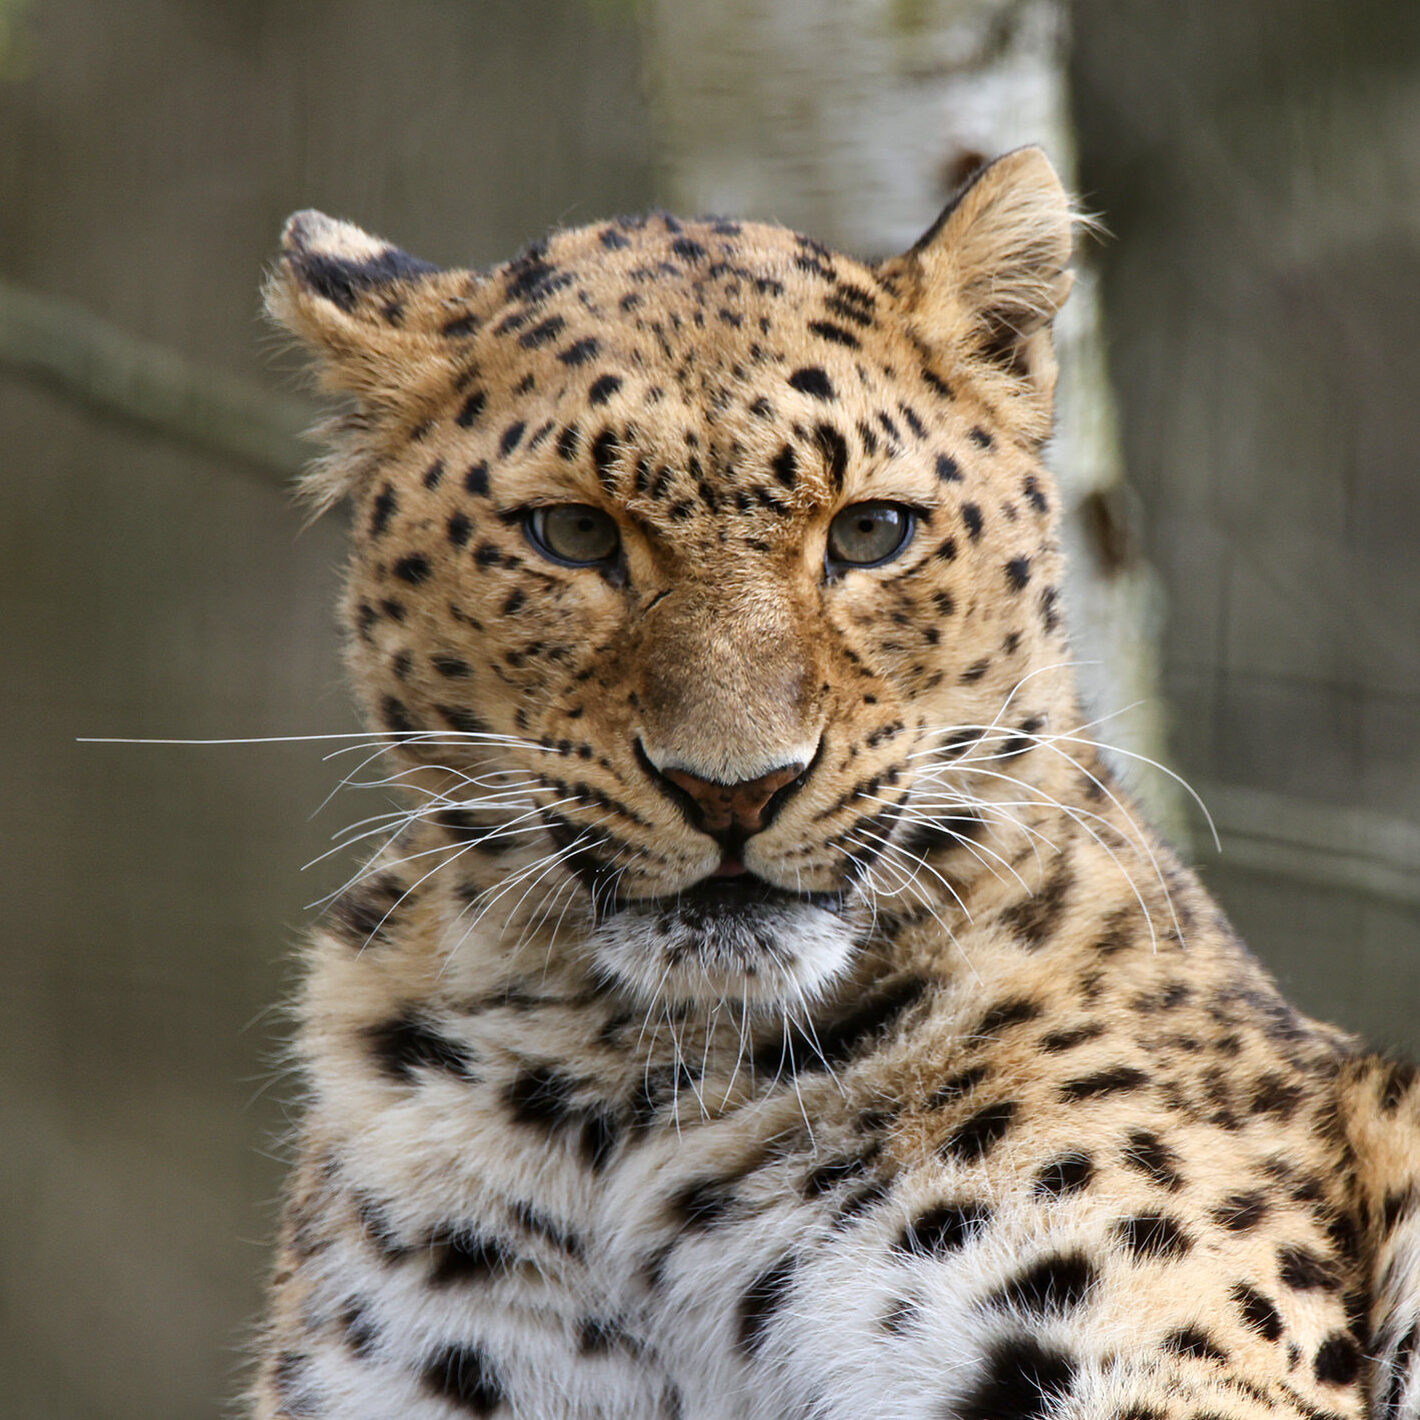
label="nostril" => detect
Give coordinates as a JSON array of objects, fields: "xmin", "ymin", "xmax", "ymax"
[
  {"xmin": 635, "ymin": 741, "xmax": 812, "ymax": 838},
  {"xmin": 662, "ymin": 762, "xmax": 804, "ymax": 835}
]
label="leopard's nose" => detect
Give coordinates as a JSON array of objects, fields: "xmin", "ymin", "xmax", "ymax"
[
  {"xmin": 636, "ymin": 739, "xmax": 813, "ymax": 838},
  {"xmin": 659, "ymin": 761, "xmax": 807, "ymax": 835}
]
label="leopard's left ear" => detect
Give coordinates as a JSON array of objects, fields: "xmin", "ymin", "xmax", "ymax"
[{"xmin": 880, "ymin": 147, "xmax": 1076, "ymax": 415}]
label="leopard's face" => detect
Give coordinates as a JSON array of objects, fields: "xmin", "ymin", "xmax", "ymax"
[{"xmin": 269, "ymin": 152, "xmax": 1077, "ymax": 1009}]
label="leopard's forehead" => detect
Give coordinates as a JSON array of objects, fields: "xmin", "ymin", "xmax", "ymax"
[{"xmin": 389, "ymin": 212, "xmax": 1008, "ymax": 527}]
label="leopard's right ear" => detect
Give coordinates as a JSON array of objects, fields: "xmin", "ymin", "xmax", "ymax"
[{"xmin": 264, "ymin": 210, "xmax": 475, "ymax": 416}]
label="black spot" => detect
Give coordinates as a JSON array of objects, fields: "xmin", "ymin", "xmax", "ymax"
[
  {"xmin": 576, "ymin": 1315, "xmax": 639, "ymax": 1356},
  {"xmin": 771, "ymin": 444, "xmax": 798, "ymax": 488},
  {"xmin": 447, "ymin": 512, "xmax": 473, "ymax": 547},
  {"xmin": 1121, "ymin": 1130, "xmax": 1182, "ymax": 1190},
  {"xmin": 340, "ymin": 1298, "xmax": 379, "ymax": 1357},
  {"xmin": 512, "ymin": 1199, "xmax": 584, "ymax": 1258},
  {"xmin": 1115, "ymin": 1213, "xmax": 1191, "ymax": 1259},
  {"xmin": 788, "ymin": 366, "xmax": 835, "ymax": 401},
  {"xmin": 518, "ymin": 315, "xmax": 566, "ymax": 349},
  {"xmin": 671, "ymin": 237, "xmax": 707, "ymax": 262},
  {"xmin": 559, "ymin": 337, "xmax": 600, "ymax": 367},
  {"xmin": 669, "ymin": 1177, "xmax": 740, "ymax": 1232},
  {"xmin": 738, "ymin": 1255, "xmax": 796, "ymax": 1355},
  {"xmin": 808, "ymin": 319, "xmax": 860, "ymax": 349},
  {"xmin": 998, "ymin": 860, "xmax": 1071, "ymax": 949},
  {"xmin": 974, "ymin": 997, "xmax": 1041, "ymax": 1036},
  {"xmin": 928, "ymin": 1065, "xmax": 988, "ymax": 1107},
  {"xmin": 987, "ymin": 1251, "xmax": 1097, "ymax": 1314},
  {"xmin": 894, "ymin": 1201, "xmax": 991, "ymax": 1257},
  {"xmin": 935, "ymin": 453, "xmax": 962, "ymax": 482},
  {"xmin": 1041, "ymin": 584, "xmax": 1061, "ymax": 632},
  {"xmin": 429, "ymin": 1224, "xmax": 515, "ymax": 1285},
  {"xmin": 589, "ymin": 373, "xmax": 623, "ymax": 406},
  {"xmin": 464, "ymin": 461, "xmax": 490, "ymax": 495},
  {"xmin": 1278, "ymin": 1245, "xmax": 1339, "ymax": 1292},
  {"xmin": 498, "ymin": 421, "xmax": 526, "ymax": 457},
  {"xmin": 941, "ymin": 1101, "xmax": 1017, "ymax": 1161},
  {"xmin": 505, "ymin": 1062, "xmax": 577, "ymax": 1126},
  {"xmin": 969, "ymin": 426, "xmax": 993, "ymax": 449},
  {"xmin": 1231, "ymin": 1283, "xmax": 1284, "ymax": 1342},
  {"xmin": 381, "ymin": 695, "xmax": 413, "ymax": 733},
  {"xmin": 330, "ymin": 879, "xmax": 399, "ymax": 947},
  {"xmin": 431, "ymin": 654, "xmax": 471, "ymax": 679},
  {"xmin": 438, "ymin": 704, "xmax": 491, "ymax": 736},
  {"xmin": 1023, "ymin": 475, "xmax": 1048, "ymax": 513},
  {"xmin": 441, "ymin": 312, "xmax": 480, "ymax": 339},
  {"xmin": 1034, "ymin": 1152, "xmax": 1094, "ymax": 1198},
  {"xmin": 591, "ymin": 428, "xmax": 620, "ymax": 488},
  {"xmin": 961, "ymin": 502, "xmax": 984, "ymax": 540},
  {"xmin": 1061, "ymin": 1065, "xmax": 1149, "ymax": 1101},
  {"xmin": 814, "ymin": 422, "xmax": 850, "ymax": 489},
  {"xmin": 899, "ymin": 403, "xmax": 927, "ymax": 438},
  {"xmin": 1250, "ymin": 1072, "xmax": 1305, "ymax": 1120},
  {"xmin": 922, "ymin": 368, "xmax": 952, "ymax": 398},
  {"xmin": 393, "ymin": 554, "xmax": 431, "ymax": 585},
  {"xmin": 1005, "ymin": 556, "xmax": 1032, "ymax": 591},
  {"xmin": 456, "ymin": 388, "xmax": 488, "ymax": 427},
  {"xmin": 370, "ymin": 483, "xmax": 398, "ymax": 535},
  {"xmin": 1313, "ymin": 1333, "xmax": 1361, "ymax": 1387},
  {"xmin": 422, "ymin": 1344, "xmax": 506, "ymax": 1415},
  {"xmin": 1162, "ymin": 1327, "xmax": 1227, "ymax": 1364},
  {"xmin": 503, "ymin": 1064, "xmax": 621, "ymax": 1172},
  {"xmin": 366, "ymin": 1010, "xmax": 476, "ymax": 1083},
  {"xmin": 1040, "ymin": 1023, "xmax": 1104, "ymax": 1053},
  {"xmin": 1213, "ymin": 1191, "xmax": 1269, "ymax": 1231},
  {"xmin": 955, "ymin": 1336, "xmax": 1077, "ymax": 1420},
  {"xmin": 271, "ymin": 1349, "xmax": 321, "ymax": 1413},
  {"xmin": 880, "ymin": 1296, "xmax": 920, "ymax": 1335}
]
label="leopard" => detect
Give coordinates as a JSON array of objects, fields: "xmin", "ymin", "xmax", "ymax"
[{"xmin": 250, "ymin": 148, "xmax": 1420, "ymax": 1420}]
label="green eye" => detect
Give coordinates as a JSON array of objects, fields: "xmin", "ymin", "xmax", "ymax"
[
  {"xmin": 525, "ymin": 504, "xmax": 620, "ymax": 566},
  {"xmin": 827, "ymin": 502, "xmax": 915, "ymax": 569}
]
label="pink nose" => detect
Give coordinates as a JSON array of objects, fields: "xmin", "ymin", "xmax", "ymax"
[{"xmin": 660, "ymin": 762, "xmax": 807, "ymax": 835}]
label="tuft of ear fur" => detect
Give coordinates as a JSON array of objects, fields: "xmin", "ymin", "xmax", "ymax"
[
  {"xmin": 879, "ymin": 148, "xmax": 1078, "ymax": 436},
  {"xmin": 264, "ymin": 211, "xmax": 478, "ymax": 511}
]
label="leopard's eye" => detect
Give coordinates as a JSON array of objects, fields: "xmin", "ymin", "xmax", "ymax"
[
  {"xmin": 524, "ymin": 504, "xmax": 620, "ymax": 567},
  {"xmin": 826, "ymin": 502, "xmax": 915, "ymax": 570}
]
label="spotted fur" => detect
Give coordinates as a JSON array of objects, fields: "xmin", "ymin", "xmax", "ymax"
[{"xmin": 252, "ymin": 150, "xmax": 1419, "ymax": 1419}]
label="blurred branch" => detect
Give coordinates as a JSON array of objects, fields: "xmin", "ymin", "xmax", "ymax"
[
  {"xmin": 1196, "ymin": 782, "xmax": 1420, "ymax": 910},
  {"xmin": 0, "ymin": 278, "xmax": 313, "ymax": 483}
]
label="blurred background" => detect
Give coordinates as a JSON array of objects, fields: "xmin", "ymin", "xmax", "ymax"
[{"xmin": 2, "ymin": 1, "xmax": 1417, "ymax": 1415}]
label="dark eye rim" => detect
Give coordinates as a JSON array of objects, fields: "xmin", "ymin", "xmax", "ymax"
[
  {"xmin": 825, "ymin": 500, "xmax": 919, "ymax": 573},
  {"xmin": 522, "ymin": 503, "xmax": 621, "ymax": 567}
]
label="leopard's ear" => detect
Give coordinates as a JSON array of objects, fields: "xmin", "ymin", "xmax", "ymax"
[
  {"xmin": 880, "ymin": 147, "xmax": 1076, "ymax": 419},
  {"xmin": 264, "ymin": 209, "xmax": 471, "ymax": 416}
]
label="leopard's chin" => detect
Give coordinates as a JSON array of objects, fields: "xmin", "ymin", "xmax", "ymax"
[{"xmin": 586, "ymin": 874, "xmax": 860, "ymax": 1009}]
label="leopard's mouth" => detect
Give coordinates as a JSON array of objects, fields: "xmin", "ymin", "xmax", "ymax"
[
  {"xmin": 590, "ymin": 870, "xmax": 858, "ymax": 1008},
  {"xmin": 620, "ymin": 871, "xmax": 847, "ymax": 919}
]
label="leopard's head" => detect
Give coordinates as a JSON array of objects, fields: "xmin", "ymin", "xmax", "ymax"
[{"xmin": 267, "ymin": 149, "xmax": 1081, "ymax": 1011}]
